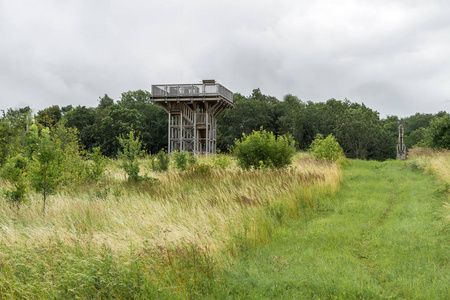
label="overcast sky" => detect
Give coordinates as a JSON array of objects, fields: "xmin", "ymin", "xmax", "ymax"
[{"xmin": 1, "ymin": 0, "xmax": 449, "ymax": 117}]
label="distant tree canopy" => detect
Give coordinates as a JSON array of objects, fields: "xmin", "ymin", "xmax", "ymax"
[{"xmin": 0, "ymin": 89, "xmax": 448, "ymax": 161}]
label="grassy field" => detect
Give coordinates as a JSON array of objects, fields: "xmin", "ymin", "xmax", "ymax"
[
  {"xmin": 210, "ymin": 159, "xmax": 450, "ymax": 298},
  {"xmin": 1, "ymin": 150, "xmax": 448, "ymax": 299},
  {"xmin": 0, "ymin": 153, "xmax": 342, "ymax": 298},
  {"xmin": 408, "ymin": 148, "xmax": 450, "ymax": 225}
]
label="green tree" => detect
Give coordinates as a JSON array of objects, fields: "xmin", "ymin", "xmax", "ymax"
[
  {"xmin": 335, "ymin": 105, "xmax": 383, "ymax": 159},
  {"xmin": 98, "ymin": 90, "xmax": 167, "ymax": 157},
  {"xmin": 63, "ymin": 106, "xmax": 98, "ymax": 152},
  {"xmin": 428, "ymin": 114, "xmax": 450, "ymax": 149},
  {"xmin": 217, "ymin": 90, "xmax": 279, "ymax": 151},
  {"xmin": 36, "ymin": 105, "xmax": 62, "ymax": 128},
  {"xmin": 406, "ymin": 127, "xmax": 429, "ymax": 148},
  {"xmin": 30, "ymin": 128, "xmax": 63, "ymax": 214}
]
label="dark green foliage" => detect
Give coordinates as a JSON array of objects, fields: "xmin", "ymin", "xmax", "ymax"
[
  {"xmin": 64, "ymin": 105, "xmax": 98, "ymax": 152},
  {"xmin": 309, "ymin": 134, "xmax": 344, "ymax": 162},
  {"xmin": 151, "ymin": 149, "xmax": 170, "ymax": 172},
  {"xmin": 217, "ymin": 93, "xmax": 407, "ymax": 160},
  {"xmin": 335, "ymin": 105, "xmax": 383, "ymax": 159},
  {"xmin": 406, "ymin": 127, "xmax": 429, "ymax": 148},
  {"xmin": 232, "ymin": 128, "xmax": 295, "ymax": 169},
  {"xmin": 217, "ymin": 90, "xmax": 280, "ymax": 151},
  {"xmin": 98, "ymin": 91, "xmax": 167, "ymax": 157},
  {"xmin": 0, "ymin": 89, "xmax": 447, "ymax": 162},
  {"xmin": 118, "ymin": 130, "xmax": 144, "ymax": 181},
  {"xmin": 401, "ymin": 112, "xmax": 435, "ymax": 135},
  {"xmin": 36, "ymin": 105, "xmax": 62, "ymax": 128},
  {"xmin": 428, "ymin": 114, "xmax": 450, "ymax": 149},
  {"xmin": 172, "ymin": 151, "xmax": 196, "ymax": 171}
]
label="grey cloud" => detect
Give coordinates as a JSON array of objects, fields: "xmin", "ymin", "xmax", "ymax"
[{"xmin": 0, "ymin": 0, "xmax": 449, "ymax": 117}]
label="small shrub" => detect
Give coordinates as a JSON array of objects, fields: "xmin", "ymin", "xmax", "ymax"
[
  {"xmin": 117, "ymin": 130, "xmax": 144, "ymax": 181},
  {"xmin": 309, "ymin": 134, "xmax": 345, "ymax": 162},
  {"xmin": 30, "ymin": 128, "xmax": 64, "ymax": 214},
  {"xmin": 232, "ymin": 128, "xmax": 295, "ymax": 170},
  {"xmin": 86, "ymin": 147, "xmax": 107, "ymax": 181},
  {"xmin": 173, "ymin": 151, "xmax": 196, "ymax": 171},
  {"xmin": 151, "ymin": 149, "xmax": 170, "ymax": 172}
]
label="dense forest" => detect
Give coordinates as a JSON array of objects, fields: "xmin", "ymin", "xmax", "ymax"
[{"xmin": 1, "ymin": 88, "xmax": 449, "ymax": 162}]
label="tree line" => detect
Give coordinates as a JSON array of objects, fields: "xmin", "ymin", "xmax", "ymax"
[{"xmin": 1, "ymin": 88, "xmax": 449, "ymax": 163}]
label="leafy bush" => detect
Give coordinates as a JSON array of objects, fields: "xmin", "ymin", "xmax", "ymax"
[
  {"xmin": 1, "ymin": 154, "xmax": 29, "ymax": 206},
  {"xmin": 118, "ymin": 130, "xmax": 144, "ymax": 181},
  {"xmin": 309, "ymin": 134, "xmax": 344, "ymax": 162},
  {"xmin": 172, "ymin": 151, "xmax": 196, "ymax": 171},
  {"xmin": 151, "ymin": 149, "xmax": 170, "ymax": 172},
  {"xmin": 232, "ymin": 129, "xmax": 295, "ymax": 169}
]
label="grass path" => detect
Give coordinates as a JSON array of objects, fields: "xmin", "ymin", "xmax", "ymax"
[{"xmin": 213, "ymin": 160, "xmax": 449, "ymax": 299}]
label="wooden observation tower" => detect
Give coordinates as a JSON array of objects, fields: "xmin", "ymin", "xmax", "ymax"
[{"xmin": 151, "ymin": 80, "xmax": 234, "ymax": 154}]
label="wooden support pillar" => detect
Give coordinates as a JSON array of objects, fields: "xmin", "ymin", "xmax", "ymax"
[
  {"xmin": 168, "ymin": 111, "xmax": 171, "ymax": 153},
  {"xmin": 205, "ymin": 102, "xmax": 209, "ymax": 154},
  {"xmin": 179, "ymin": 103, "xmax": 183, "ymax": 152},
  {"xmin": 193, "ymin": 105, "xmax": 197, "ymax": 155}
]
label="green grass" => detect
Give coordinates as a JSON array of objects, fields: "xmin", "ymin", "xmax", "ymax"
[{"xmin": 211, "ymin": 160, "xmax": 449, "ymax": 299}]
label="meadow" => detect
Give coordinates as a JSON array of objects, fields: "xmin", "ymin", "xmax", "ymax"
[
  {"xmin": 0, "ymin": 153, "xmax": 342, "ymax": 298},
  {"xmin": 408, "ymin": 148, "xmax": 450, "ymax": 224},
  {"xmin": 211, "ymin": 155, "xmax": 449, "ymax": 298}
]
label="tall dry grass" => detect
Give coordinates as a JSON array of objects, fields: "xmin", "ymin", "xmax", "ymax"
[{"xmin": 0, "ymin": 153, "xmax": 342, "ymax": 297}]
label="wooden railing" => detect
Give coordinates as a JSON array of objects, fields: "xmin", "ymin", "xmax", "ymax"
[{"xmin": 151, "ymin": 83, "xmax": 233, "ymax": 103}]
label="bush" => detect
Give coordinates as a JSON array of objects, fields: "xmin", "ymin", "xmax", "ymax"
[
  {"xmin": 151, "ymin": 149, "xmax": 170, "ymax": 172},
  {"xmin": 1, "ymin": 154, "xmax": 29, "ymax": 206},
  {"xmin": 309, "ymin": 134, "xmax": 344, "ymax": 162},
  {"xmin": 118, "ymin": 130, "xmax": 144, "ymax": 181},
  {"xmin": 172, "ymin": 151, "xmax": 196, "ymax": 171},
  {"xmin": 232, "ymin": 129, "xmax": 295, "ymax": 169}
]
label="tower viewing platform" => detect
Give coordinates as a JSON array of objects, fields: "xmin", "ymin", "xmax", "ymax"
[{"xmin": 151, "ymin": 80, "xmax": 234, "ymax": 154}]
